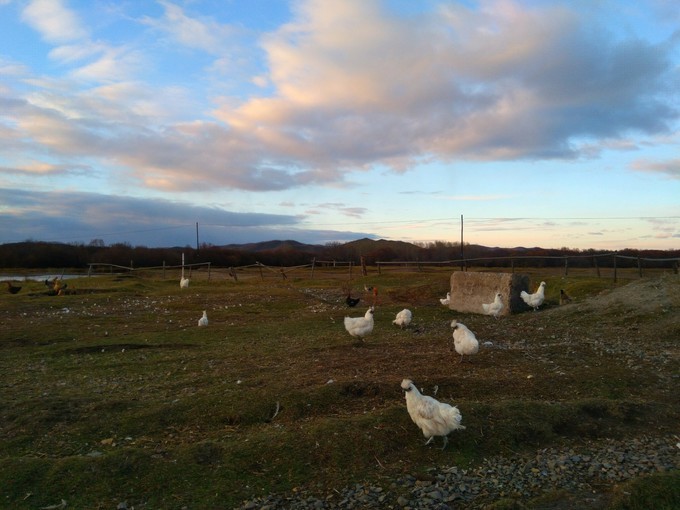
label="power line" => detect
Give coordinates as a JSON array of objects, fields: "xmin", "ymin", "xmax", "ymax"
[{"xmin": 296, "ymin": 216, "xmax": 680, "ymax": 227}]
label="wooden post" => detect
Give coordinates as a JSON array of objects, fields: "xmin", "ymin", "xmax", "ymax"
[
  {"xmin": 637, "ymin": 256, "xmax": 642, "ymax": 278},
  {"xmin": 511, "ymin": 258, "xmax": 515, "ymax": 273},
  {"xmin": 460, "ymin": 214, "xmax": 464, "ymax": 271},
  {"xmin": 377, "ymin": 262, "xmax": 382, "ymax": 275},
  {"xmin": 593, "ymin": 256, "xmax": 600, "ymax": 278},
  {"xmin": 564, "ymin": 256, "xmax": 568, "ymax": 276},
  {"xmin": 311, "ymin": 258, "xmax": 316, "ymax": 279},
  {"xmin": 207, "ymin": 262, "xmax": 211, "ymax": 281},
  {"xmin": 613, "ymin": 252, "xmax": 618, "ymax": 282},
  {"xmin": 361, "ymin": 256, "xmax": 367, "ymax": 276}
]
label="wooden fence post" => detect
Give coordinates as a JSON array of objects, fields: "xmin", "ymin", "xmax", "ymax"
[
  {"xmin": 564, "ymin": 256, "xmax": 568, "ymax": 276},
  {"xmin": 361, "ymin": 256, "xmax": 367, "ymax": 276},
  {"xmin": 637, "ymin": 256, "xmax": 642, "ymax": 278},
  {"xmin": 311, "ymin": 258, "xmax": 316, "ymax": 279},
  {"xmin": 613, "ymin": 253, "xmax": 618, "ymax": 282},
  {"xmin": 593, "ymin": 256, "xmax": 600, "ymax": 278}
]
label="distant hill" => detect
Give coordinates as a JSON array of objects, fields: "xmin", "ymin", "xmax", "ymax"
[
  {"xmin": 221, "ymin": 237, "xmax": 425, "ymax": 255},
  {"xmin": 220, "ymin": 239, "xmax": 325, "ymax": 253}
]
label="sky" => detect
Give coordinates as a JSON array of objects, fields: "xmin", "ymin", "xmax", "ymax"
[{"xmin": 0, "ymin": 0, "xmax": 679, "ymax": 251}]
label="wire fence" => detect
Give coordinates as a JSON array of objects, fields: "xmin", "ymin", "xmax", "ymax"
[{"xmin": 85, "ymin": 252, "xmax": 680, "ymax": 283}]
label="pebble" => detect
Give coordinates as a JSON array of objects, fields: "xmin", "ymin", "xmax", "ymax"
[{"xmin": 235, "ymin": 435, "xmax": 679, "ymax": 509}]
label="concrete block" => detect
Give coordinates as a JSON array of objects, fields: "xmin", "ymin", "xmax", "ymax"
[{"xmin": 448, "ymin": 271, "xmax": 530, "ymax": 315}]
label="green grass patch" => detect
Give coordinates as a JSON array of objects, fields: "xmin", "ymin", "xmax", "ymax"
[{"xmin": 1, "ymin": 269, "xmax": 678, "ymax": 508}]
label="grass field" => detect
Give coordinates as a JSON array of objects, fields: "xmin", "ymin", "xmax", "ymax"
[{"xmin": 0, "ymin": 267, "xmax": 678, "ymax": 509}]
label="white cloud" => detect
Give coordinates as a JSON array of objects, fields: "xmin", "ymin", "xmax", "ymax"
[
  {"xmin": 5, "ymin": 0, "xmax": 680, "ymax": 198},
  {"xmin": 21, "ymin": 0, "xmax": 88, "ymax": 43},
  {"xmin": 213, "ymin": 0, "xmax": 678, "ymax": 181},
  {"xmin": 141, "ymin": 0, "xmax": 240, "ymax": 54}
]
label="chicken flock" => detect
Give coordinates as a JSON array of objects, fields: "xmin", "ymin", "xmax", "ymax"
[
  {"xmin": 190, "ymin": 278, "xmax": 552, "ymax": 449},
  {"xmin": 9, "ymin": 271, "xmax": 555, "ymax": 453},
  {"xmin": 342, "ymin": 280, "xmax": 555, "ymax": 449}
]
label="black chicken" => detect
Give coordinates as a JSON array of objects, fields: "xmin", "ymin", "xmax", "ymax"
[
  {"xmin": 346, "ymin": 292, "xmax": 360, "ymax": 307},
  {"xmin": 5, "ymin": 281, "xmax": 22, "ymax": 294}
]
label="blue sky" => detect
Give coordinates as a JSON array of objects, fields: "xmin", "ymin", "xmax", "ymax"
[{"xmin": 0, "ymin": 0, "xmax": 678, "ymax": 250}]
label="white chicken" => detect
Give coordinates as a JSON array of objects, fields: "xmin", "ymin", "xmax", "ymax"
[
  {"xmin": 451, "ymin": 320, "xmax": 479, "ymax": 363},
  {"xmin": 401, "ymin": 379, "xmax": 465, "ymax": 449},
  {"xmin": 521, "ymin": 281, "xmax": 546, "ymax": 310},
  {"xmin": 392, "ymin": 309, "xmax": 412, "ymax": 329},
  {"xmin": 482, "ymin": 292, "xmax": 504, "ymax": 319},
  {"xmin": 198, "ymin": 310, "xmax": 208, "ymax": 327},
  {"xmin": 180, "ymin": 276, "xmax": 190, "ymax": 289},
  {"xmin": 344, "ymin": 307, "xmax": 374, "ymax": 342},
  {"xmin": 440, "ymin": 292, "xmax": 451, "ymax": 306}
]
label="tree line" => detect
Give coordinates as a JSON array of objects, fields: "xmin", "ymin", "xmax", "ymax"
[{"xmin": 0, "ymin": 239, "xmax": 678, "ymax": 270}]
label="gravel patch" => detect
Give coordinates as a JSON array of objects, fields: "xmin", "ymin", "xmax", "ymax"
[{"xmin": 236, "ymin": 435, "xmax": 679, "ymax": 509}]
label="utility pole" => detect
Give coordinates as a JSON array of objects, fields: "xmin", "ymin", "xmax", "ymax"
[{"xmin": 460, "ymin": 214, "xmax": 464, "ymax": 271}]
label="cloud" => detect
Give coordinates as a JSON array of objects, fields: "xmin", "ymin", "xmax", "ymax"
[
  {"xmin": 21, "ymin": 0, "xmax": 88, "ymax": 43},
  {"xmin": 4, "ymin": 0, "xmax": 680, "ymax": 198},
  {"xmin": 141, "ymin": 0, "xmax": 239, "ymax": 54},
  {"xmin": 212, "ymin": 0, "xmax": 679, "ymax": 183},
  {"xmin": 630, "ymin": 158, "xmax": 680, "ymax": 179},
  {"xmin": 0, "ymin": 161, "xmax": 89, "ymax": 176},
  {"xmin": 0, "ymin": 188, "xmax": 376, "ymax": 246}
]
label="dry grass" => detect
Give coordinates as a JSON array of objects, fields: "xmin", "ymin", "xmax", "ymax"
[{"xmin": 0, "ymin": 268, "xmax": 678, "ymax": 508}]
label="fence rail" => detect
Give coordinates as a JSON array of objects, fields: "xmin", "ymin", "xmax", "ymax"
[
  {"xmin": 375, "ymin": 252, "xmax": 680, "ymax": 281},
  {"xmin": 84, "ymin": 252, "xmax": 680, "ymax": 283}
]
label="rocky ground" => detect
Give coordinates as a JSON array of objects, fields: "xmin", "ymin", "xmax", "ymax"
[
  {"xmin": 236, "ymin": 274, "xmax": 680, "ymax": 509},
  {"xmin": 237, "ymin": 434, "xmax": 679, "ymax": 509}
]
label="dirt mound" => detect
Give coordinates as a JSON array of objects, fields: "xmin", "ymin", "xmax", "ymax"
[{"xmin": 579, "ymin": 273, "xmax": 679, "ymax": 314}]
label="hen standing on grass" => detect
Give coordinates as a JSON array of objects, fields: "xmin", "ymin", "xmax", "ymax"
[
  {"xmin": 482, "ymin": 292, "xmax": 503, "ymax": 319},
  {"xmin": 344, "ymin": 306, "xmax": 374, "ymax": 343},
  {"xmin": 521, "ymin": 281, "xmax": 546, "ymax": 311},
  {"xmin": 401, "ymin": 379, "xmax": 465, "ymax": 450},
  {"xmin": 560, "ymin": 289, "xmax": 572, "ymax": 305},
  {"xmin": 451, "ymin": 320, "xmax": 479, "ymax": 363},
  {"xmin": 392, "ymin": 309, "xmax": 412, "ymax": 329},
  {"xmin": 5, "ymin": 281, "xmax": 22, "ymax": 294},
  {"xmin": 198, "ymin": 311, "xmax": 208, "ymax": 327},
  {"xmin": 440, "ymin": 292, "xmax": 451, "ymax": 306},
  {"xmin": 345, "ymin": 291, "xmax": 360, "ymax": 307}
]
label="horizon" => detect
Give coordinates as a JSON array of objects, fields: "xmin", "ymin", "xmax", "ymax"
[
  {"xmin": 2, "ymin": 236, "xmax": 678, "ymax": 255},
  {"xmin": 1, "ymin": 1, "xmax": 679, "ymax": 251}
]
